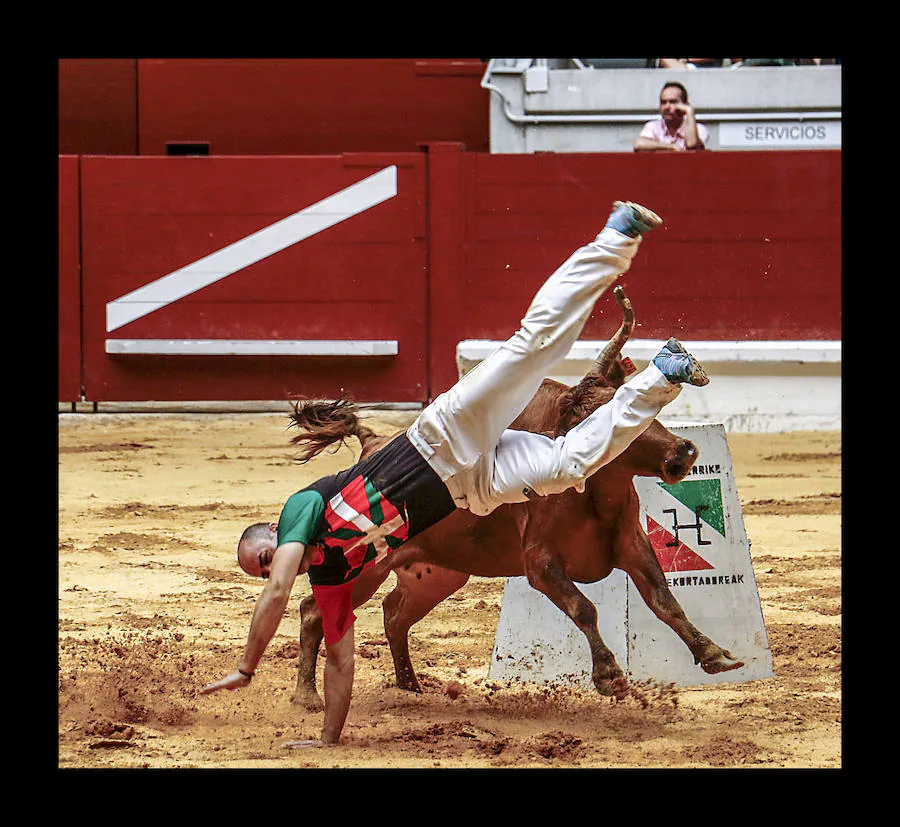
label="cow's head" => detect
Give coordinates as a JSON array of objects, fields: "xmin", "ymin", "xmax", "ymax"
[{"xmin": 555, "ymin": 287, "xmax": 699, "ymax": 485}]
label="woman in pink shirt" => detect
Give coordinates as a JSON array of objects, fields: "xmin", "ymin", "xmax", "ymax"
[{"xmin": 634, "ymin": 81, "xmax": 709, "ymax": 152}]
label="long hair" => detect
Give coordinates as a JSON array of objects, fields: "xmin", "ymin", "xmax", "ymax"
[{"xmin": 286, "ymin": 394, "xmax": 376, "ymax": 464}]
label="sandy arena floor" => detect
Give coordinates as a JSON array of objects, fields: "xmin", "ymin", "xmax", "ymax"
[{"xmin": 58, "ymin": 410, "xmax": 841, "ymax": 768}]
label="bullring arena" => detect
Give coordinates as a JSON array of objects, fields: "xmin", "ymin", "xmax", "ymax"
[
  {"xmin": 58, "ymin": 410, "xmax": 840, "ymax": 768},
  {"xmin": 58, "ymin": 59, "xmax": 841, "ymax": 769}
]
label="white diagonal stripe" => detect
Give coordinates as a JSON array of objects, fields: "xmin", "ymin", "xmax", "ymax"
[
  {"xmin": 329, "ymin": 491, "xmax": 376, "ymax": 532},
  {"xmin": 106, "ymin": 166, "xmax": 397, "ymax": 332}
]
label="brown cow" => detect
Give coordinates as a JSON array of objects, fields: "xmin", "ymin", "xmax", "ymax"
[{"xmin": 287, "ymin": 288, "xmax": 743, "ymax": 710}]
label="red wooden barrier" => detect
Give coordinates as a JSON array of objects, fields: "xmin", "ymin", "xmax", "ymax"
[
  {"xmin": 425, "ymin": 146, "xmax": 841, "ymax": 394},
  {"xmin": 59, "ymin": 156, "xmax": 82, "ymax": 402},
  {"xmin": 60, "ymin": 147, "xmax": 841, "ymax": 404},
  {"xmin": 79, "ymin": 154, "xmax": 429, "ymax": 402}
]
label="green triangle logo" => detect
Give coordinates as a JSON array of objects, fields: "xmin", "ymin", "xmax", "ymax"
[{"xmin": 658, "ymin": 478, "xmax": 726, "ymax": 538}]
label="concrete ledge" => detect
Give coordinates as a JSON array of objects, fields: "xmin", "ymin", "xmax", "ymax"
[
  {"xmin": 457, "ymin": 339, "xmax": 841, "ymax": 434},
  {"xmin": 58, "ymin": 400, "xmax": 422, "ymax": 414},
  {"xmin": 457, "ymin": 339, "xmax": 841, "ymax": 367}
]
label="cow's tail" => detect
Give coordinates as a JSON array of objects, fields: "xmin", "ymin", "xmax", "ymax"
[
  {"xmin": 591, "ymin": 285, "xmax": 635, "ymax": 379},
  {"xmin": 559, "ymin": 286, "xmax": 636, "ymax": 432},
  {"xmin": 567, "ymin": 286, "xmax": 635, "ymax": 399},
  {"xmin": 287, "ymin": 394, "xmax": 377, "ymax": 464}
]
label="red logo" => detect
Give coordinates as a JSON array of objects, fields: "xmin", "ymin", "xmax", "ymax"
[
  {"xmin": 647, "ymin": 516, "xmax": 714, "ymax": 572},
  {"xmin": 323, "ymin": 475, "xmax": 409, "ymax": 578}
]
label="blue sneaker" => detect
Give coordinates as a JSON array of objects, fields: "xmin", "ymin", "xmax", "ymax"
[
  {"xmin": 653, "ymin": 338, "xmax": 709, "ymax": 386},
  {"xmin": 605, "ymin": 201, "xmax": 663, "ymax": 238}
]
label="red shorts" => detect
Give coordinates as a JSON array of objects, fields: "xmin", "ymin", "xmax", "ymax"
[{"xmin": 311, "ymin": 581, "xmax": 356, "ymax": 645}]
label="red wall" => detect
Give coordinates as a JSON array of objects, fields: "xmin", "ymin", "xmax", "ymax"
[
  {"xmin": 426, "ymin": 146, "xmax": 842, "ymax": 393},
  {"xmin": 58, "ymin": 59, "xmax": 138, "ymax": 155},
  {"xmin": 59, "ymin": 156, "xmax": 82, "ymax": 402},
  {"xmin": 59, "ymin": 59, "xmax": 489, "ymax": 156},
  {"xmin": 60, "ymin": 148, "xmax": 841, "ymax": 404},
  {"xmin": 80, "ymin": 154, "xmax": 428, "ymax": 402},
  {"xmin": 138, "ymin": 59, "xmax": 490, "ymax": 155}
]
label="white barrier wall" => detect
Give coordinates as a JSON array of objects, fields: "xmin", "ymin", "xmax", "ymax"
[
  {"xmin": 458, "ymin": 339, "xmax": 841, "ymax": 433},
  {"xmin": 489, "ymin": 423, "xmax": 775, "ymax": 688},
  {"xmin": 483, "ymin": 61, "xmax": 842, "ymax": 154}
]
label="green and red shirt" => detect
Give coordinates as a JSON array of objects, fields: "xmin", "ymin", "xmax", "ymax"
[{"xmin": 277, "ymin": 433, "xmax": 455, "ymax": 642}]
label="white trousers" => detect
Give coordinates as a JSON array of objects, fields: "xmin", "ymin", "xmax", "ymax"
[{"xmin": 407, "ymin": 227, "xmax": 681, "ymax": 516}]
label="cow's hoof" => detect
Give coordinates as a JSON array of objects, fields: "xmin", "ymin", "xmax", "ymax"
[
  {"xmin": 595, "ymin": 675, "xmax": 630, "ymax": 701},
  {"xmin": 397, "ymin": 680, "xmax": 423, "ymax": 694},
  {"xmin": 291, "ymin": 686, "xmax": 325, "ymax": 711},
  {"xmin": 701, "ymin": 650, "xmax": 744, "ymax": 674}
]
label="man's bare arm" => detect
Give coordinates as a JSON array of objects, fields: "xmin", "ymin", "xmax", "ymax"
[
  {"xmin": 201, "ymin": 541, "xmax": 306, "ymax": 693},
  {"xmin": 677, "ymin": 103, "xmax": 706, "ymax": 150},
  {"xmin": 634, "ymin": 136, "xmax": 683, "ymax": 152}
]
